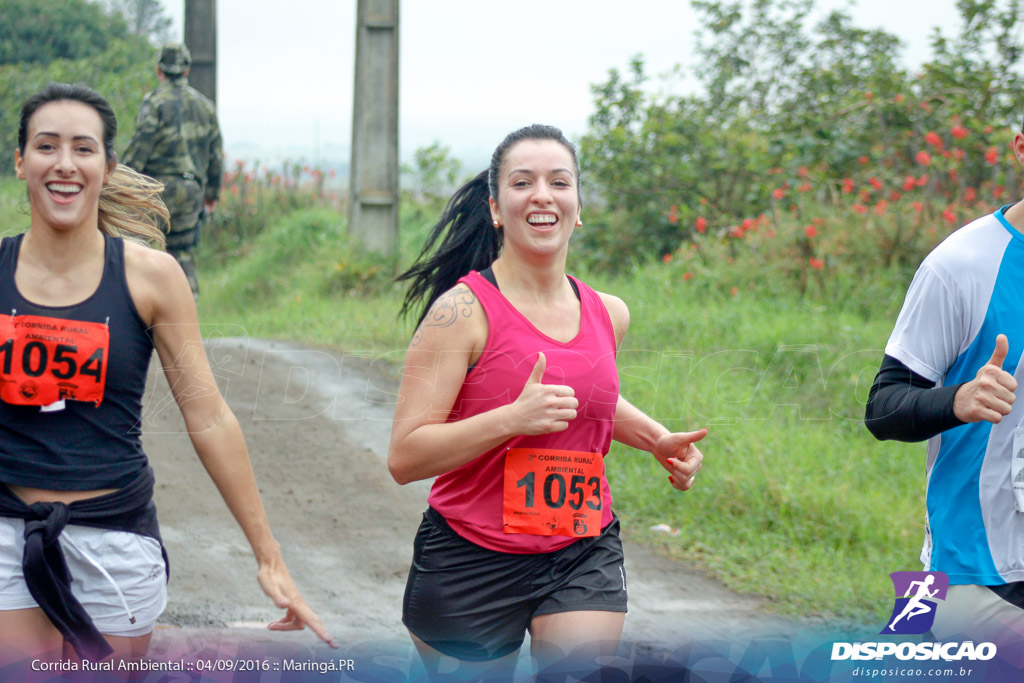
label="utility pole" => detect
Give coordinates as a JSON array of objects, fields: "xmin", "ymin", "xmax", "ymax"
[
  {"xmin": 348, "ymin": 0, "xmax": 400, "ymax": 256},
  {"xmin": 184, "ymin": 0, "xmax": 217, "ymax": 103}
]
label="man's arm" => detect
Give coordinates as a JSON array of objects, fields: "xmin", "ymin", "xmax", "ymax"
[
  {"xmin": 121, "ymin": 97, "xmax": 159, "ymax": 172},
  {"xmin": 864, "ymin": 354, "xmax": 964, "ymax": 442},
  {"xmin": 204, "ymin": 105, "xmax": 223, "ymax": 206}
]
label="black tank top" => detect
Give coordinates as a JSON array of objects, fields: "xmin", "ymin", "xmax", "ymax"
[{"xmin": 0, "ymin": 232, "xmax": 154, "ymax": 489}]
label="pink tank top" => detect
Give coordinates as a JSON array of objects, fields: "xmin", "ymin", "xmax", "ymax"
[{"xmin": 427, "ymin": 271, "xmax": 619, "ymax": 553}]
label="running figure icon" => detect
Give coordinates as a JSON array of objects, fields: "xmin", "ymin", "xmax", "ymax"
[{"xmin": 889, "ymin": 574, "xmax": 939, "ymax": 631}]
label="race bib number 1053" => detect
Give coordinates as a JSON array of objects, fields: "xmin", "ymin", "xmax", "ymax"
[
  {"xmin": 0, "ymin": 314, "xmax": 108, "ymax": 407},
  {"xmin": 503, "ymin": 448, "xmax": 604, "ymax": 537}
]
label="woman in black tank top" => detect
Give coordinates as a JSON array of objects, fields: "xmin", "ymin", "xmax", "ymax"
[{"xmin": 0, "ymin": 84, "xmax": 334, "ymax": 665}]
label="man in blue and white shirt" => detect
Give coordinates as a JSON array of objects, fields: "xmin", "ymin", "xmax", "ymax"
[{"xmin": 866, "ymin": 128, "xmax": 1024, "ymax": 641}]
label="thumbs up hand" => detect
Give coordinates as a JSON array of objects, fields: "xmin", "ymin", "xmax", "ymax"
[
  {"xmin": 509, "ymin": 352, "xmax": 579, "ymax": 435},
  {"xmin": 953, "ymin": 334, "xmax": 1018, "ymax": 424}
]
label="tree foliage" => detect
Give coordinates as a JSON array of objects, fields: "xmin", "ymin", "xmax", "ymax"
[
  {"xmin": 579, "ymin": 0, "xmax": 1024, "ymax": 269},
  {"xmin": 0, "ymin": 0, "xmax": 159, "ymax": 175},
  {"xmin": 104, "ymin": 0, "xmax": 172, "ymax": 43}
]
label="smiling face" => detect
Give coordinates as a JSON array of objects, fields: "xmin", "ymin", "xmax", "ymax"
[
  {"xmin": 489, "ymin": 139, "xmax": 581, "ymax": 261},
  {"xmin": 15, "ymin": 100, "xmax": 113, "ymax": 234}
]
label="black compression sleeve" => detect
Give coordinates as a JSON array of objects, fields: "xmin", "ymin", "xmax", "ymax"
[{"xmin": 864, "ymin": 355, "xmax": 966, "ymax": 442}]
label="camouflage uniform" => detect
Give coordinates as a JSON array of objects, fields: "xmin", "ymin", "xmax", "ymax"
[{"xmin": 123, "ymin": 43, "xmax": 222, "ymax": 298}]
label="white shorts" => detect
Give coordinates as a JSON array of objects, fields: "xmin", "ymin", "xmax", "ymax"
[
  {"xmin": 930, "ymin": 584, "xmax": 1024, "ymax": 643},
  {"xmin": 0, "ymin": 516, "xmax": 167, "ymax": 637}
]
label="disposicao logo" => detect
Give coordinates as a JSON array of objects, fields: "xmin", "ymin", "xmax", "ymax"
[
  {"xmin": 831, "ymin": 570, "xmax": 997, "ymax": 663},
  {"xmin": 881, "ymin": 571, "xmax": 949, "ymax": 635}
]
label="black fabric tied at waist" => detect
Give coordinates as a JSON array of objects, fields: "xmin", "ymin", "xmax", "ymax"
[{"xmin": 0, "ymin": 466, "xmax": 166, "ymax": 661}]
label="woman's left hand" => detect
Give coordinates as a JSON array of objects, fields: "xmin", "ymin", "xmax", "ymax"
[
  {"xmin": 652, "ymin": 428, "xmax": 707, "ymax": 492},
  {"xmin": 258, "ymin": 557, "xmax": 338, "ymax": 648}
]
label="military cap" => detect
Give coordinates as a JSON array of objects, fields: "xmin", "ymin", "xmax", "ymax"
[{"xmin": 158, "ymin": 42, "xmax": 192, "ymax": 75}]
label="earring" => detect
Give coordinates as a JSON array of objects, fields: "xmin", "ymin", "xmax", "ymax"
[
  {"xmin": 575, "ymin": 218, "xmax": 583, "ymax": 227},
  {"xmin": 493, "ymin": 220, "xmax": 501, "ymax": 228}
]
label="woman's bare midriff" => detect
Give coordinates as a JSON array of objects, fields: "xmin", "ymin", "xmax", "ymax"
[{"xmin": 5, "ymin": 484, "xmax": 118, "ymax": 506}]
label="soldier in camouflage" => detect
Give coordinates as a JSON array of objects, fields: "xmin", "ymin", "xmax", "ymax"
[{"xmin": 123, "ymin": 42, "xmax": 223, "ymax": 299}]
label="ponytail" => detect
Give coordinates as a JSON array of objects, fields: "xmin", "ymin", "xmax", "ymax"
[
  {"xmin": 98, "ymin": 164, "xmax": 168, "ymax": 249},
  {"xmin": 397, "ymin": 170, "xmax": 500, "ymax": 326}
]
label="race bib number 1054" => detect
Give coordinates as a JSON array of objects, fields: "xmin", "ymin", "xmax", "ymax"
[
  {"xmin": 503, "ymin": 448, "xmax": 604, "ymax": 537},
  {"xmin": 0, "ymin": 315, "xmax": 108, "ymax": 407}
]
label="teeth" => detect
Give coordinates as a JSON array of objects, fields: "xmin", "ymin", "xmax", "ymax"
[
  {"xmin": 47, "ymin": 183, "xmax": 81, "ymax": 194},
  {"xmin": 528, "ymin": 214, "xmax": 557, "ymax": 225}
]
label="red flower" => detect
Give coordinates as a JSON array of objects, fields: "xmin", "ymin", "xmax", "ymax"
[
  {"xmin": 916, "ymin": 174, "xmax": 929, "ymax": 187},
  {"xmin": 924, "ymin": 131, "xmax": 943, "ymax": 149},
  {"xmin": 919, "ymin": 101, "xmax": 932, "ymax": 113},
  {"xmin": 682, "ymin": 272, "xmax": 694, "ymax": 281},
  {"xmin": 812, "ymin": 217, "xmax": 825, "ymax": 226},
  {"xmin": 964, "ymin": 187, "xmax": 978, "ymax": 203},
  {"xmin": 913, "ymin": 201, "xmax": 924, "ymax": 213},
  {"xmin": 950, "ymin": 125, "xmax": 969, "ymax": 139},
  {"xmin": 741, "ymin": 218, "xmax": 754, "ymax": 232},
  {"xmin": 942, "ymin": 207, "xmax": 957, "ymax": 224},
  {"xmin": 902, "ymin": 176, "xmax": 916, "ymax": 192},
  {"xmin": 852, "ymin": 203, "xmax": 868, "ymax": 215},
  {"xmin": 729, "ymin": 226, "xmax": 744, "ymax": 238},
  {"xmin": 773, "ymin": 187, "xmax": 786, "ymax": 200},
  {"xmin": 915, "ymin": 151, "xmax": 932, "ymax": 166},
  {"xmin": 663, "ymin": 253, "xmax": 672, "ymax": 263},
  {"xmin": 868, "ymin": 176, "xmax": 883, "ymax": 191},
  {"xmin": 695, "ymin": 216, "xmax": 707, "ymax": 234},
  {"xmin": 798, "ymin": 182, "xmax": 813, "ymax": 193},
  {"xmin": 890, "ymin": 190, "xmax": 902, "ymax": 202},
  {"xmin": 894, "ymin": 94, "xmax": 905, "ymax": 103},
  {"xmin": 668, "ymin": 205, "xmax": 678, "ymax": 224},
  {"xmin": 864, "ymin": 91, "xmax": 875, "ymax": 100},
  {"xmin": 858, "ymin": 155, "xmax": 869, "ymax": 165},
  {"xmin": 842, "ymin": 178, "xmax": 854, "ymax": 194},
  {"xmin": 808, "ymin": 257, "xmax": 825, "ymax": 270},
  {"xmin": 985, "ymin": 146, "xmax": 999, "ymax": 165},
  {"xmin": 797, "ymin": 166, "xmax": 809, "ymax": 177},
  {"xmin": 984, "ymin": 125, "xmax": 994, "ymax": 134},
  {"xmin": 804, "ymin": 225, "xmax": 817, "ymax": 238},
  {"xmin": 874, "ymin": 199, "xmax": 889, "ymax": 215},
  {"xmin": 995, "ymin": 185, "xmax": 1006, "ymax": 199}
]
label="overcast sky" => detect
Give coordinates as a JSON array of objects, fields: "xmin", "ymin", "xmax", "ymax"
[{"xmin": 156, "ymin": 1, "xmax": 967, "ymax": 166}]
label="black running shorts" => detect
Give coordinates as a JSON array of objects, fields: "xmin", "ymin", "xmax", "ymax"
[{"xmin": 402, "ymin": 507, "xmax": 628, "ymax": 661}]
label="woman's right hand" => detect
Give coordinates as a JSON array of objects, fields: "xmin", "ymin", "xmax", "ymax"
[{"xmin": 509, "ymin": 353, "xmax": 578, "ymax": 435}]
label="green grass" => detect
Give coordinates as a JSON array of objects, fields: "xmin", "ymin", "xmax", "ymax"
[{"xmin": 0, "ymin": 178, "xmax": 28, "ymax": 236}]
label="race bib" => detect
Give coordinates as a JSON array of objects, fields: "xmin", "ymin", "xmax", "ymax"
[
  {"xmin": 0, "ymin": 314, "xmax": 108, "ymax": 407},
  {"xmin": 503, "ymin": 448, "xmax": 603, "ymax": 537},
  {"xmin": 1013, "ymin": 419, "xmax": 1024, "ymax": 513}
]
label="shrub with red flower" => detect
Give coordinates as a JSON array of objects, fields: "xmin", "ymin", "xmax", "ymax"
[
  {"xmin": 915, "ymin": 151, "xmax": 932, "ymax": 166},
  {"xmin": 804, "ymin": 224, "xmax": 817, "ymax": 238},
  {"xmin": 924, "ymin": 131, "xmax": 943, "ymax": 149},
  {"xmin": 695, "ymin": 216, "xmax": 707, "ymax": 234},
  {"xmin": 950, "ymin": 125, "xmax": 969, "ymax": 139}
]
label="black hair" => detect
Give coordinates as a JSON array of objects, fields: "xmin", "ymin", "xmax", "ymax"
[
  {"xmin": 397, "ymin": 124, "xmax": 580, "ymax": 327},
  {"xmin": 19, "ymin": 83, "xmax": 117, "ymax": 162}
]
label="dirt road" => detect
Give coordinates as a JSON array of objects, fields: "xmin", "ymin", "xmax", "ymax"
[{"xmin": 141, "ymin": 337, "xmax": 804, "ymax": 678}]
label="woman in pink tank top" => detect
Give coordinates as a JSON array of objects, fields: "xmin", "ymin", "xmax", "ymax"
[{"xmin": 389, "ymin": 124, "xmax": 708, "ymax": 678}]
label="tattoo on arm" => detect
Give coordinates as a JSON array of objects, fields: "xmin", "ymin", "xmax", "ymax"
[{"xmin": 411, "ymin": 287, "xmax": 477, "ymax": 347}]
